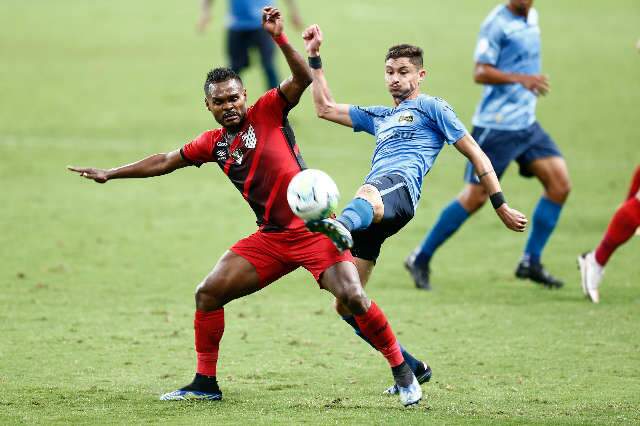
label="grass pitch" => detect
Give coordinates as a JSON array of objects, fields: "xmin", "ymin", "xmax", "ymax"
[{"xmin": 2, "ymin": 0, "xmax": 639, "ymax": 423}]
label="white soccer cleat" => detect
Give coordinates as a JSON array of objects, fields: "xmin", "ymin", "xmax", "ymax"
[
  {"xmin": 578, "ymin": 251, "xmax": 604, "ymax": 303},
  {"xmin": 397, "ymin": 375, "xmax": 422, "ymax": 407}
]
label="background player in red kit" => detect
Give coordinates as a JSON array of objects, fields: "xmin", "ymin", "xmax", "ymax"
[{"xmin": 68, "ymin": 7, "xmax": 423, "ymax": 406}]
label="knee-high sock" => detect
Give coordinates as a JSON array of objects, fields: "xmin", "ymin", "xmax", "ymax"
[
  {"xmin": 523, "ymin": 197, "xmax": 563, "ymax": 265},
  {"xmin": 337, "ymin": 198, "xmax": 374, "ymax": 232},
  {"xmin": 341, "ymin": 316, "xmax": 422, "ymax": 372},
  {"xmin": 195, "ymin": 309, "xmax": 225, "ymax": 377},
  {"xmin": 595, "ymin": 197, "xmax": 640, "ymax": 266},
  {"xmin": 414, "ymin": 199, "xmax": 469, "ymax": 266},
  {"xmin": 626, "ymin": 166, "xmax": 640, "ymax": 200},
  {"xmin": 353, "ymin": 301, "xmax": 404, "ymax": 368}
]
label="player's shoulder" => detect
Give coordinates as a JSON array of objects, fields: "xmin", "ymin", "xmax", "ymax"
[
  {"xmin": 353, "ymin": 104, "xmax": 393, "ymax": 117},
  {"xmin": 196, "ymin": 128, "xmax": 224, "ymax": 144},
  {"xmin": 416, "ymin": 94, "xmax": 454, "ymax": 114},
  {"xmin": 481, "ymin": 4, "xmax": 509, "ymax": 30}
]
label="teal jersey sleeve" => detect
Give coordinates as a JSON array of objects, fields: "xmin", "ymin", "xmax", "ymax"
[
  {"xmin": 474, "ymin": 9, "xmax": 504, "ymax": 65},
  {"xmin": 349, "ymin": 105, "xmax": 391, "ymax": 136},
  {"xmin": 419, "ymin": 97, "xmax": 468, "ymax": 144}
]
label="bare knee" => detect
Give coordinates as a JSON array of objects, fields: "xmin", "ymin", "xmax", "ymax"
[
  {"xmin": 195, "ymin": 277, "xmax": 229, "ymax": 311},
  {"xmin": 457, "ymin": 185, "xmax": 488, "ymax": 214},
  {"xmin": 355, "ymin": 185, "xmax": 384, "ymax": 223},
  {"xmin": 546, "ymin": 178, "xmax": 571, "ymax": 204},
  {"xmin": 333, "ymin": 284, "xmax": 369, "ymax": 316}
]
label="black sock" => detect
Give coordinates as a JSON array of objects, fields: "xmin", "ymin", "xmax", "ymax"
[
  {"xmin": 391, "ymin": 361, "xmax": 414, "ymax": 388},
  {"xmin": 182, "ymin": 373, "xmax": 220, "ymax": 393}
]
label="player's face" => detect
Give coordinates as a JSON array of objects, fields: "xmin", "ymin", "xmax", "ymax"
[
  {"xmin": 509, "ymin": 0, "xmax": 533, "ymax": 16},
  {"xmin": 205, "ymin": 79, "xmax": 248, "ymax": 129},
  {"xmin": 384, "ymin": 58, "xmax": 426, "ymax": 103}
]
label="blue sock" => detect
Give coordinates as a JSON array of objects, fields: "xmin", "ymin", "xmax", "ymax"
[
  {"xmin": 341, "ymin": 316, "xmax": 421, "ymax": 372},
  {"xmin": 337, "ymin": 198, "xmax": 374, "ymax": 232},
  {"xmin": 523, "ymin": 197, "xmax": 563, "ymax": 265},
  {"xmin": 414, "ymin": 199, "xmax": 470, "ymax": 266}
]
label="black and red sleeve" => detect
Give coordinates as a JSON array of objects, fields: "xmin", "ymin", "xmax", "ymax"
[{"xmin": 180, "ymin": 131, "xmax": 216, "ymax": 167}]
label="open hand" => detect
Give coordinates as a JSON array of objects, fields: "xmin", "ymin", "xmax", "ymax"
[
  {"xmin": 67, "ymin": 166, "xmax": 109, "ymax": 183},
  {"xmin": 303, "ymin": 24, "xmax": 323, "ymax": 56},
  {"xmin": 519, "ymin": 74, "xmax": 550, "ymax": 96},
  {"xmin": 262, "ymin": 7, "xmax": 283, "ymax": 37},
  {"xmin": 496, "ymin": 204, "xmax": 528, "ymax": 232}
]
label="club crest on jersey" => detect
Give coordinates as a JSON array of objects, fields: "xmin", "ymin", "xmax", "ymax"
[
  {"xmin": 398, "ymin": 113, "xmax": 414, "ymax": 124},
  {"xmin": 241, "ymin": 125, "xmax": 257, "ymax": 149},
  {"xmin": 230, "ymin": 148, "xmax": 243, "ymax": 165}
]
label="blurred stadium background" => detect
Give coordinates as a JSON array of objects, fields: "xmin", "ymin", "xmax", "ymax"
[{"xmin": 1, "ymin": 0, "xmax": 638, "ymax": 423}]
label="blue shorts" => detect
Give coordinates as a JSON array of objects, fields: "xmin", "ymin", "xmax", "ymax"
[
  {"xmin": 351, "ymin": 175, "xmax": 414, "ymax": 262},
  {"xmin": 464, "ymin": 122, "xmax": 562, "ymax": 184}
]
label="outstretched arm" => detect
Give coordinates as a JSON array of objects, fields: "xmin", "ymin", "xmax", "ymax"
[
  {"xmin": 474, "ymin": 63, "xmax": 549, "ymax": 96},
  {"xmin": 302, "ymin": 25, "xmax": 352, "ymax": 127},
  {"xmin": 262, "ymin": 7, "xmax": 311, "ymax": 106},
  {"xmin": 454, "ymin": 134, "xmax": 528, "ymax": 232},
  {"xmin": 68, "ymin": 149, "xmax": 189, "ymax": 183},
  {"xmin": 282, "ymin": 0, "xmax": 303, "ymax": 31}
]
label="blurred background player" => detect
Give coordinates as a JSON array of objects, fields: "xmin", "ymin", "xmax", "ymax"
[
  {"xmin": 197, "ymin": 0, "xmax": 302, "ymax": 89},
  {"xmin": 406, "ymin": 0, "xmax": 571, "ymax": 290},
  {"xmin": 302, "ymin": 25, "xmax": 527, "ymax": 393},
  {"xmin": 579, "ymin": 166, "xmax": 640, "ymax": 303},
  {"xmin": 69, "ymin": 8, "xmax": 422, "ymax": 406}
]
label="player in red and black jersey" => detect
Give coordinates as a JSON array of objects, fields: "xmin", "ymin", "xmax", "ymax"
[{"xmin": 68, "ymin": 7, "xmax": 422, "ymax": 406}]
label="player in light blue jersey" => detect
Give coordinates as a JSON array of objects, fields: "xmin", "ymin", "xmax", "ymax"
[
  {"xmin": 301, "ymin": 25, "xmax": 527, "ymax": 395},
  {"xmin": 197, "ymin": 0, "xmax": 302, "ymax": 89},
  {"xmin": 407, "ymin": 0, "xmax": 571, "ymax": 290}
]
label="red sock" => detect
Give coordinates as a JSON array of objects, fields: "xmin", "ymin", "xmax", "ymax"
[
  {"xmin": 595, "ymin": 197, "xmax": 640, "ymax": 266},
  {"xmin": 354, "ymin": 301, "xmax": 404, "ymax": 368},
  {"xmin": 626, "ymin": 166, "xmax": 640, "ymax": 201},
  {"xmin": 194, "ymin": 309, "xmax": 225, "ymax": 377}
]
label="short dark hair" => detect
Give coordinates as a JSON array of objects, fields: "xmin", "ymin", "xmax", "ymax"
[
  {"xmin": 204, "ymin": 67, "xmax": 243, "ymax": 96},
  {"xmin": 385, "ymin": 44, "xmax": 424, "ymax": 68}
]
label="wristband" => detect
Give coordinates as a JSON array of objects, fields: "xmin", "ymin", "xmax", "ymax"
[
  {"xmin": 308, "ymin": 56, "xmax": 322, "ymax": 69},
  {"xmin": 272, "ymin": 32, "xmax": 289, "ymax": 46},
  {"xmin": 489, "ymin": 191, "xmax": 506, "ymax": 209}
]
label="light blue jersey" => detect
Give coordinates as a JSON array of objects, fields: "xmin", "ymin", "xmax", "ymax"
[
  {"xmin": 349, "ymin": 95, "xmax": 467, "ymax": 208},
  {"xmin": 227, "ymin": 0, "xmax": 272, "ymax": 30},
  {"xmin": 472, "ymin": 5, "xmax": 541, "ymax": 131}
]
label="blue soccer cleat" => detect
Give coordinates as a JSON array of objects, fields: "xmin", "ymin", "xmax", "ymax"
[
  {"xmin": 160, "ymin": 374, "xmax": 222, "ymax": 401},
  {"xmin": 383, "ymin": 362, "xmax": 432, "ymax": 395},
  {"xmin": 306, "ymin": 218, "xmax": 353, "ymax": 252}
]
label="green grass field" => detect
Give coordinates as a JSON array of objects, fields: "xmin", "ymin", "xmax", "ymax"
[{"xmin": 2, "ymin": 0, "xmax": 639, "ymax": 423}]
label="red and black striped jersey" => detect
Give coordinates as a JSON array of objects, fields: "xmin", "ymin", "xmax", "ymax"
[{"xmin": 181, "ymin": 87, "xmax": 307, "ymax": 231}]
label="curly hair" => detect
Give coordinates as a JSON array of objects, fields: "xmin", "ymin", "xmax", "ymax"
[
  {"xmin": 385, "ymin": 44, "xmax": 423, "ymax": 68},
  {"xmin": 203, "ymin": 67, "xmax": 243, "ymax": 96}
]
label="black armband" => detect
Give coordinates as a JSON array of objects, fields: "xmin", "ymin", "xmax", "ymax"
[
  {"xmin": 489, "ymin": 191, "xmax": 506, "ymax": 209},
  {"xmin": 308, "ymin": 56, "xmax": 322, "ymax": 69}
]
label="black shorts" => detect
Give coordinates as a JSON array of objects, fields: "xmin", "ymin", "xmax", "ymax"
[
  {"xmin": 351, "ymin": 175, "xmax": 415, "ymax": 262},
  {"xmin": 464, "ymin": 122, "xmax": 563, "ymax": 183}
]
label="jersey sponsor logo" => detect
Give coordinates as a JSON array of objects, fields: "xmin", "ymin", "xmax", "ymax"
[
  {"xmin": 241, "ymin": 125, "xmax": 257, "ymax": 149},
  {"xmin": 398, "ymin": 113, "xmax": 414, "ymax": 124}
]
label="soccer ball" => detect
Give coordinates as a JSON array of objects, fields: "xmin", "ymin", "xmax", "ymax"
[{"xmin": 287, "ymin": 169, "xmax": 340, "ymax": 221}]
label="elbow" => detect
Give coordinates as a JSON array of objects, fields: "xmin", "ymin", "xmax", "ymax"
[{"xmin": 473, "ymin": 65, "xmax": 486, "ymax": 84}]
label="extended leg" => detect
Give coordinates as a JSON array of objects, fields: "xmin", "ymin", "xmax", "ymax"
[
  {"xmin": 320, "ymin": 261, "xmax": 422, "ymax": 406},
  {"xmin": 160, "ymin": 251, "xmax": 262, "ymax": 401}
]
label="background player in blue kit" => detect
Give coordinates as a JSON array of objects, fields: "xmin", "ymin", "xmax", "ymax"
[
  {"xmin": 301, "ymin": 24, "xmax": 528, "ymax": 394},
  {"xmin": 197, "ymin": 0, "xmax": 302, "ymax": 89},
  {"xmin": 406, "ymin": 0, "xmax": 571, "ymax": 290}
]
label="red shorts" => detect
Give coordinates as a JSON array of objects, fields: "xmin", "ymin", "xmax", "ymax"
[{"xmin": 230, "ymin": 227, "xmax": 354, "ymax": 287}]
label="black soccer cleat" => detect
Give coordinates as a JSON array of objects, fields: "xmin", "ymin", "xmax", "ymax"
[
  {"xmin": 160, "ymin": 374, "xmax": 223, "ymax": 401},
  {"xmin": 404, "ymin": 252, "xmax": 432, "ymax": 290},
  {"xmin": 515, "ymin": 261, "xmax": 564, "ymax": 288},
  {"xmin": 306, "ymin": 218, "xmax": 353, "ymax": 252}
]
